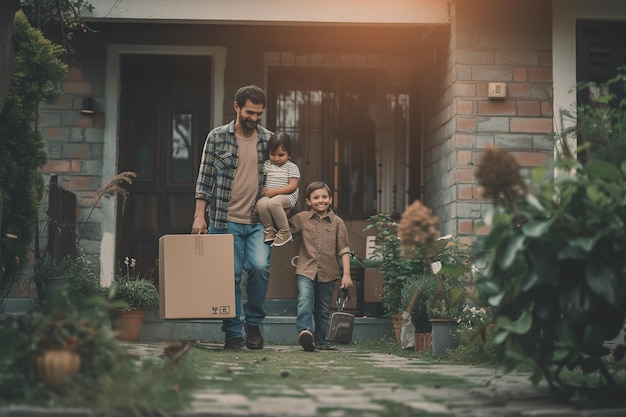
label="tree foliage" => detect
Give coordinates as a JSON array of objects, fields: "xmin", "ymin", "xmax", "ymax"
[{"xmin": 0, "ymin": 10, "xmax": 67, "ymax": 308}]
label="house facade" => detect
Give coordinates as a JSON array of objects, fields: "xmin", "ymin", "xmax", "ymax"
[{"xmin": 37, "ymin": 0, "xmax": 626, "ymax": 291}]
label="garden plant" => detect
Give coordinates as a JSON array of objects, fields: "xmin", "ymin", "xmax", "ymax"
[{"xmin": 475, "ymin": 68, "xmax": 626, "ymax": 401}]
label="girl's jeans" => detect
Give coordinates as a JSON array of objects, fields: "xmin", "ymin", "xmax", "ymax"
[
  {"xmin": 296, "ymin": 274, "xmax": 336, "ymax": 345},
  {"xmin": 210, "ymin": 222, "xmax": 270, "ymax": 341}
]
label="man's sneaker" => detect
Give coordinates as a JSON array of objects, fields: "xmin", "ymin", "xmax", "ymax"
[
  {"xmin": 224, "ymin": 337, "xmax": 245, "ymax": 351},
  {"xmin": 244, "ymin": 323, "xmax": 264, "ymax": 350},
  {"xmin": 298, "ymin": 330, "xmax": 316, "ymax": 352},
  {"xmin": 272, "ymin": 230, "xmax": 293, "ymax": 247},
  {"xmin": 264, "ymin": 228, "xmax": 277, "ymax": 243}
]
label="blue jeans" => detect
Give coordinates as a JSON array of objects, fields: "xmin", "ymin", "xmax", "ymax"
[
  {"xmin": 296, "ymin": 274, "xmax": 336, "ymax": 345},
  {"xmin": 210, "ymin": 222, "xmax": 271, "ymax": 341}
]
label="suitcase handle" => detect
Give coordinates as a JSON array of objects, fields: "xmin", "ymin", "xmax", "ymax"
[{"xmin": 336, "ymin": 286, "xmax": 349, "ymax": 312}]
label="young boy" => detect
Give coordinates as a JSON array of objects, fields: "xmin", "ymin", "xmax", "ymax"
[{"xmin": 289, "ymin": 181, "xmax": 353, "ymax": 351}]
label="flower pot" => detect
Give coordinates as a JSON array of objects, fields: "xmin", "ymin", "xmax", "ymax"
[
  {"xmin": 391, "ymin": 314, "xmax": 404, "ymax": 342},
  {"xmin": 414, "ymin": 332, "xmax": 432, "ymax": 353},
  {"xmin": 36, "ymin": 349, "xmax": 81, "ymax": 391},
  {"xmin": 36, "ymin": 276, "xmax": 70, "ymax": 310},
  {"xmin": 113, "ymin": 308, "xmax": 147, "ymax": 342},
  {"xmin": 430, "ymin": 319, "xmax": 459, "ymax": 356}
]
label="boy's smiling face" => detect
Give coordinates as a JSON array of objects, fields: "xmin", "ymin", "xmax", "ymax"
[{"xmin": 306, "ymin": 188, "xmax": 332, "ymax": 216}]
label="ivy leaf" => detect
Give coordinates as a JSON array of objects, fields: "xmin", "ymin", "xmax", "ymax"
[
  {"xmin": 585, "ymin": 262, "xmax": 618, "ymax": 306},
  {"xmin": 498, "ymin": 234, "xmax": 525, "ymax": 270},
  {"xmin": 522, "ymin": 218, "xmax": 553, "ymax": 238},
  {"xmin": 585, "ymin": 159, "xmax": 623, "ymax": 181},
  {"xmin": 497, "ymin": 311, "xmax": 532, "ymax": 335}
]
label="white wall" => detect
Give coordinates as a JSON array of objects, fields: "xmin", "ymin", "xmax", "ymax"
[
  {"xmin": 86, "ymin": 0, "xmax": 449, "ymax": 25},
  {"xmin": 552, "ymin": 0, "xmax": 626, "ymax": 136}
]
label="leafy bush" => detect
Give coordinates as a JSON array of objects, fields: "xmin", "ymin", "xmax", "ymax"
[
  {"xmin": 0, "ymin": 10, "xmax": 67, "ymax": 306},
  {"xmin": 475, "ymin": 68, "xmax": 626, "ymax": 398}
]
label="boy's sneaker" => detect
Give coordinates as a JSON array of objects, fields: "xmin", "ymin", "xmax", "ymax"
[
  {"xmin": 224, "ymin": 337, "xmax": 245, "ymax": 351},
  {"xmin": 317, "ymin": 344, "xmax": 339, "ymax": 351},
  {"xmin": 272, "ymin": 230, "xmax": 293, "ymax": 247},
  {"xmin": 298, "ymin": 330, "xmax": 316, "ymax": 352},
  {"xmin": 264, "ymin": 228, "xmax": 277, "ymax": 243}
]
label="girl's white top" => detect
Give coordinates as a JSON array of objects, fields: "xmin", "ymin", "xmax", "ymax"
[{"xmin": 263, "ymin": 160, "xmax": 300, "ymax": 207}]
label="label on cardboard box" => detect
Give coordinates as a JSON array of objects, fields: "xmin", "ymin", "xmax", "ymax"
[{"xmin": 159, "ymin": 234, "xmax": 236, "ymax": 319}]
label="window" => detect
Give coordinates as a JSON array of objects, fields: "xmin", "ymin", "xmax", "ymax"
[{"xmin": 267, "ymin": 56, "xmax": 414, "ymax": 218}]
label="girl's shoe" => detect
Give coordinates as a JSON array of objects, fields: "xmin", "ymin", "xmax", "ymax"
[
  {"xmin": 272, "ymin": 230, "xmax": 293, "ymax": 247},
  {"xmin": 264, "ymin": 228, "xmax": 277, "ymax": 242}
]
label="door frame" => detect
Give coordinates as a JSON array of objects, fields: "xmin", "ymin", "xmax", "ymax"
[{"xmin": 101, "ymin": 44, "xmax": 226, "ymax": 286}]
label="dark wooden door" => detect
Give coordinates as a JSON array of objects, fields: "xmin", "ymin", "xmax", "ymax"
[{"xmin": 117, "ymin": 54, "xmax": 212, "ymax": 278}]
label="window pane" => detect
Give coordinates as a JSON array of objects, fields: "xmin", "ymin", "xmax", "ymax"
[
  {"xmin": 270, "ymin": 67, "xmax": 410, "ymax": 217},
  {"xmin": 133, "ymin": 111, "xmax": 157, "ymax": 181},
  {"xmin": 171, "ymin": 113, "xmax": 192, "ymax": 182}
]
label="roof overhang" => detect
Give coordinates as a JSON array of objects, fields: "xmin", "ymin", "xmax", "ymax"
[{"xmin": 86, "ymin": 0, "xmax": 449, "ymax": 26}]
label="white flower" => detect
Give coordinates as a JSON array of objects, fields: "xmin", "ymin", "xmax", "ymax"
[
  {"xmin": 437, "ymin": 234, "xmax": 453, "ymax": 240},
  {"xmin": 431, "ymin": 261, "xmax": 442, "ymax": 274}
]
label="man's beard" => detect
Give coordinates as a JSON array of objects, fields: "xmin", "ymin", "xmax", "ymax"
[{"xmin": 239, "ymin": 115, "xmax": 258, "ymax": 132}]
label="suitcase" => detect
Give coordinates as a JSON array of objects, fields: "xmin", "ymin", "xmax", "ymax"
[{"xmin": 326, "ymin": 287, "xmax": 355, "ymax": 344}]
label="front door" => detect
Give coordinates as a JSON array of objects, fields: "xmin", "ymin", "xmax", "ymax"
[{"xmin": 117, "ymin": 54, "xmax": 212, "ymax": 278}]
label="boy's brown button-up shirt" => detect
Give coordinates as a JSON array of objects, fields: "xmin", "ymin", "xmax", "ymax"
[{"xmin": 289, "ymin": 209, "xmax": 351, "ymax": 283}]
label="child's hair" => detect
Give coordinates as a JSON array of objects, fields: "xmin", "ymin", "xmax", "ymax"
[
  {"xmin": 305, "ymin": 181, "xmax": 332, "ymax": 199},
  {"xmin": 267, "ymin": 131, "xmax": 292, "ymax": 157}
]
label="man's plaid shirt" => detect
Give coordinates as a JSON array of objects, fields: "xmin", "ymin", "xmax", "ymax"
[{"xmin": 195, "ymin": 121, "xmax": 273, "ymax": 229}]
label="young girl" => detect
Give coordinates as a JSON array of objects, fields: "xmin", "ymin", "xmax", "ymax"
[{"xmin": 257, "ymin": 131, "xmax": 301, "ymax": 247}]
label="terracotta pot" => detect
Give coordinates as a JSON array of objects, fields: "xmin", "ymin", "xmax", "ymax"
[
  {"xmin": 36, "ymin": 349, "xmax": 81, "ymax": 391},
  {"xmin": 114, "ymin": 308, "xmax": 147, "ymax": 342},
  {"xmin": 391, "ymin": 314, "xmax": 404, "ymax": 342},
  {"xmin": 414, "ymin": 332, "xmax": 433, "ymax": 353}
]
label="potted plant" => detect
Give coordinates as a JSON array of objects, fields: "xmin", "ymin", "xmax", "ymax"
[
  {"xmin": 401, "ymin": 271, "xmax": 437, "ymax": 352},
  {"xmin": 395, "ymin": 201, "xmax": 475, "ymax": 355},
  {"xmin": 364, "ymin": 213, "xmax": 427, "ymax": 341},
  {"xmin": 33, "ymin": 255, "xmax": 80, "ymax": 310},
  {"xmin": 13, "ymin": 304, "xmax": 118, "ymax": 391},
  {"xmin": 474, "ymin": 69, "xmax": 626, "ymax": 397},
  {"xmin": 110, "ymin": 257, "xmax": 159, "ymax": 342}
]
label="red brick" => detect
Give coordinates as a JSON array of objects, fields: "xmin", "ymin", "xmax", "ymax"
[
  {"xmin": 42, "ymin": 160, "xmax": 71, "ymax": 173},
  {"xmin": 456, "ymin": 99, "xmax": 473, "ymax": 114},
  {"xmin": 65, "ymin": 66, "xmax": 86, "ymax": 81},
  {"xmin": 511, "ymin": 151, "xmax": 549, "ymax": 167},
  {"xmin": 457, "ymin": 150, "xmax": 472, "ymax": 165},
  {"xmin": 71, "ymin": 160, "xmax": 82, "ymax": 172},
  {"xmin": 517, "ymin": 101, "xmax": 540, "ymax": 116},
  {"xmin": 478, "ymin": 100, "xmax": 516, "ymax": 115},
  {"xmin": 458, "ymin": 184, "xmax": 473, "ymax": 200},
  {"xmin": 456, "ymin": 168, "xmax": 475, "ymax": 183},
  {"xmin": 539, "ymin": 52, "xmax": 552, "ymax": 67},
  {"xmin": 69, "ymin": 144, "xmax": 89, "ymax": 159},
  {"xmin": 455, "ymin": 134, "xmax": 474, "ymax": 148},
  {"xmin": 473, "ymin": 223, "xmax": 491, "ymax": 236},
  {"xmin": 509, "ymin": 83, "xmax": 530, "ymax": 97},
  {"xmin": 455, "ymin": 83, "xmax": 476, "ymax": 97},
  {"xmin": 457, "ymin": 117, "xmax": 477, "ymax": 132},
  {"xmin": 528, "ymin": 67, "xmax": 552, "ymax": 82},
  {"xmin": 541, "ymin": 101, "xmax": 553, "ymax": 116},
  {"xmin": 458, "ymin": 220, "xmax": 474, "ymax": 234},
  {"xmin": 513, "ymin": 67, "xmax": 527, "ymax": 81},
  {"xmin": 43, "ymin": 128, "xmax": 64, "ymax": 140},
  {"xmin": 510, "ymin": 117, "xmax": 553, "ymax": 133}
]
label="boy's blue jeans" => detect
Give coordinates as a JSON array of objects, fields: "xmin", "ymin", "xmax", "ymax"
[
  {"xmin": 296, "ymin": 274, "xmax": 336, "ymax": 345},
  {"xmin": 210, "ymin": 222, "xmax": 270, "ymax": 341}
]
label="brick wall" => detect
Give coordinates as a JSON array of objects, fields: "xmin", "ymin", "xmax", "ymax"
[
  {"xmin": 38, "ymin": 49, "xmax": 106, "ymax": 255},
  {"xmin": 423, "ymin": 0, "xmax": 553, "ymax": 242}
]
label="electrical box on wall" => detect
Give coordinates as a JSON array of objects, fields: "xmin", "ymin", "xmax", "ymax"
[{"xmin": 488, "ymin": 82, "xmax": 507, "ymax": 99}]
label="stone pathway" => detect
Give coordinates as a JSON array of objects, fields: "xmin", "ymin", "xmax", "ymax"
[{"xmin": 122, "ymin": 343, "xmax": 626, "ymax": 417}]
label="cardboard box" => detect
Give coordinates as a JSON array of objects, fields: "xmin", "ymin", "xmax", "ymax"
[{"xmin": 159, "ymin": 234, "xmax": 236, "ymax": 319}]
